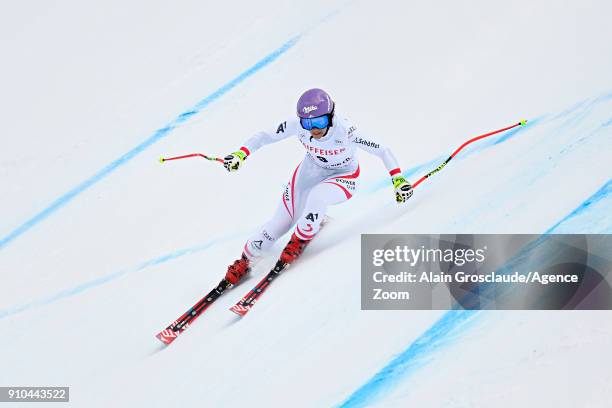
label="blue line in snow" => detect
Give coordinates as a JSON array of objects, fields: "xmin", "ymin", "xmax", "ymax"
[
  {"xmin": 337, "ymin": 310, "xmax": 478, "ymax": 408},
  {"xmin": 337, "ymin": 177, "xmax": 612, "ymax": 408},
  {"xmin": 544, "ymin": 179, "xmax": 612, "ymax": 234},
  {"xmin": 0, "ymin": 238, "xmax": 224, "ymax": 320},
  {"xmin": 0, "ymin": 35, "xmax": 301, "ymax": 251}
]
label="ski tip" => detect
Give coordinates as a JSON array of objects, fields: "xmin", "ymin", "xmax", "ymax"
[
  {"xmin": 159, "ymin": 157, "xmax": 165, "ymax": 164},
  {"xmin": 520, "ymin": 119, "xmax": 528, "ymax": 126},
  {"xmin": 156, "ymin": 331, "xmax": 177, "ymax": 345},
  {"xmin": 229, "ymin": 304, "xmax": 249, "ymax": 317}
]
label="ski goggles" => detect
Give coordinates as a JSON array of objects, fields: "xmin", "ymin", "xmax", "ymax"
[{"xmin": 300, "ymin": 114, "xmax": 330, "ymax": 130}]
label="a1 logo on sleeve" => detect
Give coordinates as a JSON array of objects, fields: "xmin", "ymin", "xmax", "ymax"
[
  {"xmin": 276, "ymin": 121, "xmax": 287, "ymax": 134},
  {"xmin": 347, "ymin": 126, "xmax": 357, "ymax": 138}
]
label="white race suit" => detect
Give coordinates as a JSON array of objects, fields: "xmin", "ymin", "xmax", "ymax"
[{"xmin": 238, "ymin": 114, "xmax": 402, "ymax": 260}]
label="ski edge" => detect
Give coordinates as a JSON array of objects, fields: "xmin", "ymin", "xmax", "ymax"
[{"xmin": 229, "ymin": 260, "xmax": 289, "ymax": 317}]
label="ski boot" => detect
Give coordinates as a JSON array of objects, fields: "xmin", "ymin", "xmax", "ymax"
[
  {"xmin": 280, "ymin": 233, "xmax": 311, "ymax": 264},
  {"xmin": 225, "ymin": 253, "xmax": 251, "ymax": 285}
]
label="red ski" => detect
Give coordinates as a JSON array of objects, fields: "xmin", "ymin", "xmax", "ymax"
[
  {"xmin": 230, "ymin": 217, "xmax": 330, "ymax": 317},
  {"xmin": 156, "ymin": 279, "xmax": 231, "ymax": 345},
  {"xmin": 230, "ymin": 260, "xmax": 289, "ymax": 317}
]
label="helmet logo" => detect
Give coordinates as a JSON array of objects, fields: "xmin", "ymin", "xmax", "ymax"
[{"xmin": 302, "ymin": 105, "xmax": 318, "ymax": 114}]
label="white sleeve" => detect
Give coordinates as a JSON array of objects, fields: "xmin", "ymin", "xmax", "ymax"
[
  {"xmin": 349, "ymin": 128, "xmax": 401, "ymax": 175},
  {"xmin": 241, "ymin": 118, "xmax": 299, "ymax": 155}
]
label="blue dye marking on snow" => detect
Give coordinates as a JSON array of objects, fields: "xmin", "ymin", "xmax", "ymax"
[
  {"xmin": 337, "ymin": 178, "xmax": 612, "ymax": 408},
  {"xmin": 549, "ymin": 98, "xmax": 588, "ymax": 121},
  {"xmin": 0, "ymin": 35, "xmax": 301, "ymax": 251},
  {"xmin": 544, "ymin": 179, "xmax": 612, "ymax": 234},
  {"xmin": 555, "ymin": 91, "xmax": 612, "ymax": 130},
  {"xmin": 0, "ymin": 239, "xmax": 223, "ymax": 320},
  {"xmin": 337, "ymin": 310, "xmax": 479, "ymax": 408}
]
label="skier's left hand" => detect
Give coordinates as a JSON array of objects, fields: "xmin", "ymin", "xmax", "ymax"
[{"xmin": 392, "ymin": 175, "xmax": 413, "ymax": 203}]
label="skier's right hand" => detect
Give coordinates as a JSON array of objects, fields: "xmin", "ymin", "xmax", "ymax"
[{"xmin": 223, "ymin": 150, "xmax": 247, "ymax": 172}]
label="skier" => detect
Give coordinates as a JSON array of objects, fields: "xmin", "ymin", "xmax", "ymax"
[{"xmin": 222, "ymin": 88, "xmax": 413, "ymax": 285}]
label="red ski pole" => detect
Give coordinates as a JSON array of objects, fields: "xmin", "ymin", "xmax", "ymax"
[
  {"xmin": 159, "ymin": 153, "xmax": 224, "ymax": 164},
  {"xmin": 412, "ymin": 119, "xmax": 527, "ymax": 189}
]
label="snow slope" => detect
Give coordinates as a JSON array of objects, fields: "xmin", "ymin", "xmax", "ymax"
[{"xmin": 1, "ymin": 1, "xmax": 611, "ymax": 407}]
